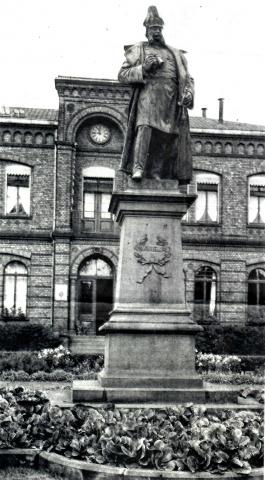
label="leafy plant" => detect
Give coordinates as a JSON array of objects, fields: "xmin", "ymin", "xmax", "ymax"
[{"xmin": 0, "ymin": 389, "xmax": 263, "ymax": 474}]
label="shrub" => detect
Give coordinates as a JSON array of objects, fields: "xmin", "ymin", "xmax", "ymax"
[
  {"xmin": 0, "ymin": 324, "xmax": 60, "ymax": 351},
  {"xmin": 202, "ymin": 372, "xmax": 264, "ymax": 385},
  {"xmin": 240, "ymin": 356, "xmax": 265, "ymax": 373},
  {"xmin": 0, "ymin": 370, "xmax": 31, "ymax": 381},
  {"xmin": 47, "ymin": 369, "xmax": 73, "ymax": 381},
  {"xmin": 0, "ymin": 350, "xmax": 104, "ymax": 378},
  {"xmin": 196, "ymin": 324, "xmax": 265, "ymax": 355}
]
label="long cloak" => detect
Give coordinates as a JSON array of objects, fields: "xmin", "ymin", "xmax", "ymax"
[{"xmin": 118, "ymin": 42, "xmax": 194, "ymax": 183}]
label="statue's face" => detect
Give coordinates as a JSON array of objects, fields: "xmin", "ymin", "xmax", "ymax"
[{"xmin": 146, "ymin": 26, "xmax": 163, "ymax": 44}]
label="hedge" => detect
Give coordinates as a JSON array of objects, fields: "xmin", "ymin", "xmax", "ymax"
[
  {"xmin": 0, "ymin": 324, "xmax": 60, "ymax": 351},
  {"xmin": 196, "ymin": 324, "xmax": 265, "ymax": 355}
]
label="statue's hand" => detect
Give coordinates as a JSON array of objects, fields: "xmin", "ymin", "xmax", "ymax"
[
  {"xmin": 143, "ymin": 55, "xmax": 160, "ymax": 74},
  {"xmin": 182, "ymin": 91, "xmax": 193, "ymax": 107}
]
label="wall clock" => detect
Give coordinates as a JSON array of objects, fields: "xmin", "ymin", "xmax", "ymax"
[{"xmin": 89, "ymin": 124, "xmax": 111, "ymax": 145}]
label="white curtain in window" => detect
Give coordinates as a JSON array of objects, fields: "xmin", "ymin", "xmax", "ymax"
[
  {"xmin": 209, "ymin": 281, "xmax": 216, "ymax": 315},
  {"xmin": 4, "ymin": 276, "xmax": 15, "ymax": 310},
  {"xmin": 195, "ymin": 191, "xmax": 206, "ymax": 221},
  {"xmin": 16, "ymin": 276, "xmax": 27, "ymax": 313},
  {"xmin": 6, "ymin": 186, "xmax": 17, "ymax": 214},
  {"xmin": 101, "ymin": 194, "xmax": 111, "ymax": 219},
  {"xmin": 260, "ymin": 197, "xmax": 265, "ymax": 223},
  {"xmin": 249, "ymin": 196, "xmax": 258, "ymax": 223},
  {"xmin": 19, "ymin": 187, "xmax": 30, "ymax": 215},
  {"xmin": 84, "ymin": 193, "xmax": 95, "ymax": 218},
  {"xmin": 208, "ymin": 191, "xmax": 218, "ymax": 221}
]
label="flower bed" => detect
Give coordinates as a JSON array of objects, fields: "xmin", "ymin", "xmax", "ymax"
[
  {"xmin": 0, "ymin": 387, "xmax": 263, "ymax": 475},
  {"xmin": 202, "ymin": 372, "xmax": 264, "ymax": 386},
  {"xmin": 0, "ymin": 348, "xmax": 103, "ymax": 380}
]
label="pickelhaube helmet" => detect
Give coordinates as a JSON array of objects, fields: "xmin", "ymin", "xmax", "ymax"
[{"xmin": 143, "ymin": 6, "xmax": 164, "ymax": 29}]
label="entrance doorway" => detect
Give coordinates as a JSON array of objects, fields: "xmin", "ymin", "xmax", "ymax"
[{"xmin": 77, "ymin": 257, "xmax": 114, "ymax": 335}]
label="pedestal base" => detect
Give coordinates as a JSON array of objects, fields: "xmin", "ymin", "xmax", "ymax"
[
  {"xmin": 72, "ymin": 380, "xmax": 206, "ymax": 403},
  {"xmin": 73, "ymin": 177, "xmax": 203, "ymax": 404}
]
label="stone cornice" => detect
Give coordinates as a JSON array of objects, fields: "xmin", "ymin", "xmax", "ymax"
[{"xmin": 55, "ymin": 76, "xmax": 131, "ymax": 102}]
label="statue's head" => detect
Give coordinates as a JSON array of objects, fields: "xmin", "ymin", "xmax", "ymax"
[{"xmin": 143, "ymin": 6, "xmax": 165, "ymax": 45}]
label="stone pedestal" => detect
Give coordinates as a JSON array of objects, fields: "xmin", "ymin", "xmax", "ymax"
[{"xmin": 73, "ymin": 174, "xmax": 204, "ymax": 403}]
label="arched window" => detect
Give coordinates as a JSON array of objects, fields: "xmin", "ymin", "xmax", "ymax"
[
  {"xmin": 194, "ymin": 266, "xmax": 217, "ymax": 322},
  {"xmin": 248, "ymin": 268, "xmax": 265, "ymax": 306},
  {"xmin": 3, "ymin": 261, "xmax": 28, "ymax": 317},
  {"xmin": 248, "ymin": 175, "xmax": 265, "ymax": 225},
  {"xmin": 195, "ymin": 172, "xmax": 220, "ymax": 223},
  {"xmin": 79, "ymin": 257, "xmax": 113, "ymax": 277}
]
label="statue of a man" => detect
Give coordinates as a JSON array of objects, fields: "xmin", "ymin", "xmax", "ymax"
[{"xmin": 118, "ymin": 6, "xmax": 194, "ymax": 183}]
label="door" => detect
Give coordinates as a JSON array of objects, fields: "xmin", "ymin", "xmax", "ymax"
[
  {"xmin": 96, "ymin": 278, "xmax": 113, "ymax": 334},
  {"xmin": 78, "ymin": 279, "xmax": 96, "ymax": 334},
  {"xmin": 77, "ymin": 257, "xmax": 114, "ymax": 335}
]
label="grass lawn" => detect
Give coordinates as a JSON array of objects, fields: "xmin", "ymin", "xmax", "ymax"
[{"xmin": 0, "ymin": 467, "xmax": 63, "ymax": 480}]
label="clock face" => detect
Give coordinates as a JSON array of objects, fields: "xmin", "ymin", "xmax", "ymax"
[{"xmin": 89, "ymin": 124, "xmax": 111, "ymax": 145}]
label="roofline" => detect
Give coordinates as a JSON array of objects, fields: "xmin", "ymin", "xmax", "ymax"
[
  {"xmin": 0, "ymin": 117, "xmax": 264, "ymax": 137},
  {"xmin": 190, "ymin": 128, "xmax": 265, "ymax": 137},
  {"xmin": 0, "ymin": 118, "xmax": 58, "ymax": 126}
]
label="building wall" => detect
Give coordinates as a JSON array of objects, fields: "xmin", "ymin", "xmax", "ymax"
[{"xmin": 0, "ymin": 78, "xmax": 264, "ymax": 332}]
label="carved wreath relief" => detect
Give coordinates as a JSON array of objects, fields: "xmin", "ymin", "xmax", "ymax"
[{"xmin": 134, "ymin": 234, "xmax": 172, "ymax": 284}]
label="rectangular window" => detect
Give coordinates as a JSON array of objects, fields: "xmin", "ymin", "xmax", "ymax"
[
  {"xmin": 195, "ymin": 183, "xmax": 218, "ymax": 222},
  {"xmin": 248, "ymin": 185, "xmax": 265, "ymax": 224},
  {"xmin": 6, "ymin": 175, "xmax": 30, "ymax": 216},
  {"xmin": 82, "ymin": 177, "xmax": 113, "ymax": 232}
]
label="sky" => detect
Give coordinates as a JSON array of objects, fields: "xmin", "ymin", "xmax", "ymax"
[{"xmin": 0, "ymin": 0, "xmax": 265, "ymax": 125}]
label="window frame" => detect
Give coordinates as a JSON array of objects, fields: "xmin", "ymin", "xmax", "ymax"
[
  {"xmin": 248, "ymin": 175, "xmax": 265, "ymax": 226},
  {"xmin": 82, "ymin": 177, "xmax": 114, "ymax": 232},
  {"xmin": 194, "ymin": 266, "xmax": 217, "ymax": 322},
  {"xmin": 247, "ymin": 268, "xmax": 265, "ymax": 306},
  {"xmin": 194, "ymin": 173, "xmax": 220, "ymax": 224},
  {"xmin": 5, "ymin": 165, "xmax": 32, "ymax": 218},
  {"xmin": 3, "ymin": 261, "xmax": 28, "ymax": 318}
]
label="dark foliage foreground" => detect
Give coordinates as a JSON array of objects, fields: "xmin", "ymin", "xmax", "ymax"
[{"xmin": 0, "ymin": 387, "xmax": 263, "ymax": 475}]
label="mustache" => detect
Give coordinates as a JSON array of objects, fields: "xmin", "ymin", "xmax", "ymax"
[{"xmin": 146, "ymin": 31, "xmax": 166, "ymax": 46}]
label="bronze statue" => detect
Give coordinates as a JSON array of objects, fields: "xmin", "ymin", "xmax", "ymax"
[{"xmin": 118, "ymin": 6, "xmax": 194, "ymax": 183}]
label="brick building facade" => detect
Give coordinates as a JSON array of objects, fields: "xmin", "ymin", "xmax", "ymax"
[{"xmin": 0, "ymin": 77, "xmax": 265, "ymax": 350}]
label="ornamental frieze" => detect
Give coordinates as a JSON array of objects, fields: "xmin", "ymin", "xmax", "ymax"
[{"xmin": 192, "ymin": 139, "xmax": 265, "ymax": 157}]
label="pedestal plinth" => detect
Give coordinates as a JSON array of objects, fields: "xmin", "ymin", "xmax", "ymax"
[{"xmin": 73, "ymin": 176, "xmax": 205, "ymax": 403}]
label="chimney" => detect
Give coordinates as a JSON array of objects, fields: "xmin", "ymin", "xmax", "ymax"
[
  {"xmin": 201, "ymin": 107, "xmax": 207, "ymax": 118},
  {"xmin": 218, "ymin": 98, "xmax": 224, "ymax": 123}
]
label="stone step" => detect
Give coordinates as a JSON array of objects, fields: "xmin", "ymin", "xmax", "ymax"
[
  {"xmin": 72, "ymin": 380, "xmax": 252, "ymax": 404},
  {"xmin": 58, "ymin": 402, "xmax": 264, "ymax": 411},
  {"xmin": 70, "ymin": 336, "xmax": 105, "ymax": 354}
]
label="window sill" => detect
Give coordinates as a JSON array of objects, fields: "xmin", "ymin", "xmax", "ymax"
[
  {"xmin": 2, "ymin": 215, "xmax": 32, "ymax": 219},
  {"xmin": 183, "ymin": 222, "xmax": 220, "ymax": 227},
  {"xmin": 247, "ymin": 223, "xmax": 265, "ymax": 229},
  {"xmin": 0, "ymin": 318, "xmax": 29, "ymax": 322}
]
